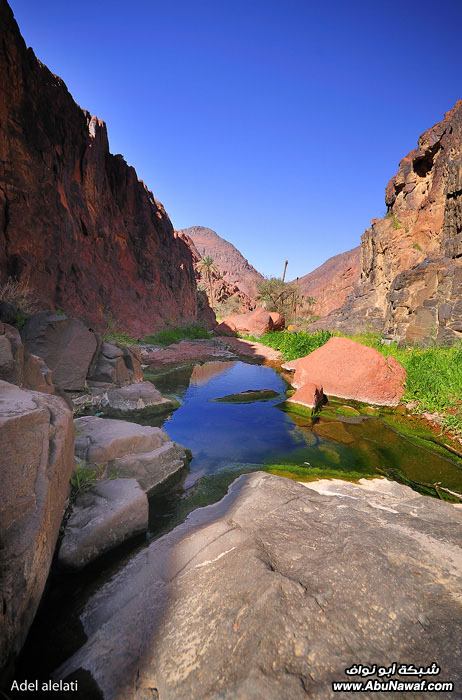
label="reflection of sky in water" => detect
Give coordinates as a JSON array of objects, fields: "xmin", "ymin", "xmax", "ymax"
[{"xmin": 155, "ymin": 361, "xmax": 462, "ymax": 491}]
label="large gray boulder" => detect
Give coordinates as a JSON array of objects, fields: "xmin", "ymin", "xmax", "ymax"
[
  {"xmin": 0, "ymin": 381, "xmax": 74, "ymax": 668},
  {"xmin": 91, "ymin": 381, "xmax": 178, "ymax": 417},
  {"xmin": 74, "ymin": 416, "xmax": 188, "ymax": 495},
  {"xmin": 53, "ymin": 473, "xmax": 462, "ymax": 699},
  {"xmin": 58, "ymin": 479, "xmax": 148, "ymax": 570},
  {"xmin": 22, "ymin": 312, "xmax": 99, "ymax": 390}
]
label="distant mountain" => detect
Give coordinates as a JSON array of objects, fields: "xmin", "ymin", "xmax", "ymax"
[
  {"xmin": 180, "ymin": 226, "xmax": 264, "ymax": 299},
  {"xmin": 292, "ymin": 247, "xmax": 361, "ymax": 318}
]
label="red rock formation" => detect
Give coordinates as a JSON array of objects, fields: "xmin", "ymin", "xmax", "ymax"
[
  {"xmin": 285, "ymin": 337, "xmax": 406, "ymax": 406},
  {"xmin": 0, "ymin": 0, "xmax": 208, "ymax": 337},
  {"xmin": 180, "ymin": 226, "xmax": 264, "ymax": 300},
  {"xmin": 293, "ymin": 247, "xmax": 360, "ymax": 318},
  {"xmin": 313, "ymin": 102, "xmax": 462, "ymax": 343}
]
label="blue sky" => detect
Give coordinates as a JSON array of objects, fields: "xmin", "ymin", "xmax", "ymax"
[{"xmin": 9, "ymin": 0, "xmax": 462, "ymax": 279}]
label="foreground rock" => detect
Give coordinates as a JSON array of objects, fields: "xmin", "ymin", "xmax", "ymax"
[
  {"xmin": 91, "ymin": 381, "xmax": 177, "ymax": 417},
  {"xmin": 58, "ymin": 479, "xmax": 148, "ymax": 570},
  {"xmin": 22, "ymin": 312, "xmax": 99, "ymax": 391},
  {"xmin": 286, "ymin": 337, "xmax": 406, "ymax": 406},
  {"xmin": 0, "ymin": 381, "xmax": 74, "ymax": 669},
  {"xmin": 286, "ymin": 382, "xmax": 324, "ymax": 410},
  {"xmin": 54, "ymin": 473, "xmax": 462, "ymax": 699},
  {"xmin": 74, "ymin": 416, "xmax": 188, "ymax": 495}
]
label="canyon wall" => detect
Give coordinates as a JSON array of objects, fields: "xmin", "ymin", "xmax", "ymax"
[
  {"xmin": 0, "ymin": 0, "xmax": 207, "ymax": 337},
  {"xmin": 314, "ymin": 101, "xmax": 462, "ymax": 344}
]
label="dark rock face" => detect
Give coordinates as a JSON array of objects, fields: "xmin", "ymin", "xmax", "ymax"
[
  {"xmin": 314, "ymin": 101, "xmax": 462, "ymax": 342},
  {"xmin": 22, "ymin": 313, "xmax": 99, "ymax": 391},
  {"xmin": 54, "ymin": 473, "xmax": 462, "ymax": 699},
  {"xmin": 0, "ymin": 381, "xmax": 74, "ymax": 670},
  {"xmin": 0, "ymin": 0, "xmax": 204, "ymax": 335}
]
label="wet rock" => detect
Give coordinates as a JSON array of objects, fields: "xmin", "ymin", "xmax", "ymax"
[
  {"xmin": 289, "ymin": 337, "xmax": 406, "ymax": 406},
  {"xmin": 92, "ymin": 381, "xmax": 177, "ymax": 417},
  {"xmin": 286, "ymin": 382, "xmax": 324, "ymax": 410},
  {"xmin": 58, "ymin": 479, "xmax": 148, "ymax": 570},
  {"xmin": 214, "ymin": 389, "xmax": 280, "ymax": 403},
  {"xmin": 54, "ymin": 473, "xmax": 462, "ymax": 699},
  {"xmin": 22, "ymin": 312, "xmax": 99, "ymax": 391},
  {"xmin": 74, "ymin": 416, "xmax": 188, "ymax": 495},
  {"xmin": 0, "ymin": 381, "xmax": 74, "ymax": 667}
]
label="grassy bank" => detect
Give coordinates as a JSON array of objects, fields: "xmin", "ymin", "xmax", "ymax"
[
  {"xmin": 144, "ymin": 323, "xmax": 210, "ymax": 346},
  {"xmin": 244, "ymin": 330, "xmax": 462, "ymax": 436}
]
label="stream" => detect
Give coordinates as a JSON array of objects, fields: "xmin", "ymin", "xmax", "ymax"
[{"xmin": 16, "ymin": 358, "xmax": 462, "ymax": 685}]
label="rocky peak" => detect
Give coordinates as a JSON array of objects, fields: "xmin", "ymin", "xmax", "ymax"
[{"xmin": 180, "ymin": 226, "xmax": 264, "ymax": 300}]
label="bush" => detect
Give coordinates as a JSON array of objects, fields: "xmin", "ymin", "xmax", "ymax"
[
  {"xmin": 102, "ymin": 316, "xmax": 138, "ymax": 346},
  {"xmin": 0, "ymin": 275, "xmax": 35, "ymax": 312},
  {"xmin": 144, "ymin": 323, "xmax": 210, "ymax": 346}
]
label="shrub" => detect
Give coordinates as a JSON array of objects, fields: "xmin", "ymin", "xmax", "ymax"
[
  {"xmin": 0, "ymin": 275, "xmax": 35, "ymax": 312},
  {"xmin": 144, "ymin": 323, "xmax": 210, "ymax": 346}
]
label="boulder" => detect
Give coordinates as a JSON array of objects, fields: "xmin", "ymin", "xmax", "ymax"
[
  {"xmin": 0, "ymin": 300, "xmax": 18, "ymax": 326},
  {"xmin": 74, "ymin": 416, "xmax": 188, "ymax": 495},
  {"xmin": 269, "ymin": 311, "xmax": 285, "ymax": 330},
  {"xmin": 0, "ymin": 322, "xmax": 54, "ymax": 393},
  {"xmin": 87, "ymin": 342, "xmax": 145, "ymax": 388},
  {"xmin": 286, "ymin": 382, "xmax": 324, "ymax": 410},
  {"xmin": 289, "ymin": 337, "xmax": 406, "ymax": 406},
  {"xmin": 58, "ymin": 479, "xmax": 148, "ymax": 570},
  {"xmin": 214, "ymin": 320, "xmax": 237, "ymax": 336},
  {"xmin": 92, "ymin": 381, "xmax": 177, "ymax": 417},
  {"xmin": 226, "ymin": 307, "xmax": 275, "ymax": 336},
  {"xmin": 0, "ymin": 381, "xmax": 74, "ymax": 668},
  {"xmin": 22, "ymin": 312, "xmax": 99, "ymax": 391},
  {"xmin": 54, "ymin": 473, "xmax": 462, "ymax": 699}
]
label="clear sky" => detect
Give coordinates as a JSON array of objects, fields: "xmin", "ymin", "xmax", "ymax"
[{"xmin": 8, "ymin": 0, "xmax": 462, "ymax": 279}]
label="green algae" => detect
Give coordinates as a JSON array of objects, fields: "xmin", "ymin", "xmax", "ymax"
[{"xmin": 213, "ymin": 389, "xmax": 280, "ymax": 403}]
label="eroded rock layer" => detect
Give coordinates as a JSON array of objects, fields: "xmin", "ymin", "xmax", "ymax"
[
  {"xmin": 314, "ymin": 101, "xmax": 462, "ymax": 343},
  {"xmin": 0, "ymin": 0, "xmax": 204, "ymax": 336}
]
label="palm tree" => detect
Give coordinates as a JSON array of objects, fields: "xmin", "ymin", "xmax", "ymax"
[{"xmin": 197, "ymin": 256, "xmax": 218, "ymax": 304}]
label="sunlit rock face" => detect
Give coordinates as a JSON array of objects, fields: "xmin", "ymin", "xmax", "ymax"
[
  {"xmin": 54, "ymin": 473, "xmax": 462, "ymax": 699},
  {"xmin": 312, "ymin": 101, "xmax": 462, "ymax": 344},
  {"xmin": 0, "ymin": 0, "xmax": 206, "ymax": 336}
]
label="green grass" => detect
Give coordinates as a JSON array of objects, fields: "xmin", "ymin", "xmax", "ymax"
[
  {"xmin": 250, "ymin": 329, "xmax": 462, "ymax": 436},
  {"xmin": 144, "ymin": 323, "xmax": 210, "ymax": 346},
  {"xmin": 242, "ymin": 329, "xmax": 332, "ymax": 361},
  {"xmin": 102, "ymin": 316, "xmax": 138, "ymax": 346}
]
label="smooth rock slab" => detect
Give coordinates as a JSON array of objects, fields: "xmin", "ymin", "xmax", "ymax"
[
  {"xmin": 54, "ymin": 473, "xmax": 462, "ymax": 699},
  {"xmin": 92, "ymin": 381, "xmax": 177, "ymax": 417},
  {"xmin": 58, "ymin": 479, "xmax": 148, "ymax": 569}
]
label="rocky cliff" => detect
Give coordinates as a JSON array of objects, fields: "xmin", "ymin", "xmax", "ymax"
[
  {"xmin": 181, "ymin": 226, "xmax": 264, "ymax": 300},
  {"xmin": 292, "ymin": 247, "xmax": 360, "ymax": 318},
  {"xmin": 178, "ymin": 230, "xmax": 255, "ymax": 312},
  {"xmin": 0, "ymin": 0, "xmax": 206, "ymax": 337},
  {"xmin": 314, "ymin": 101, "xmax": 462, "ymax": 344}
]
